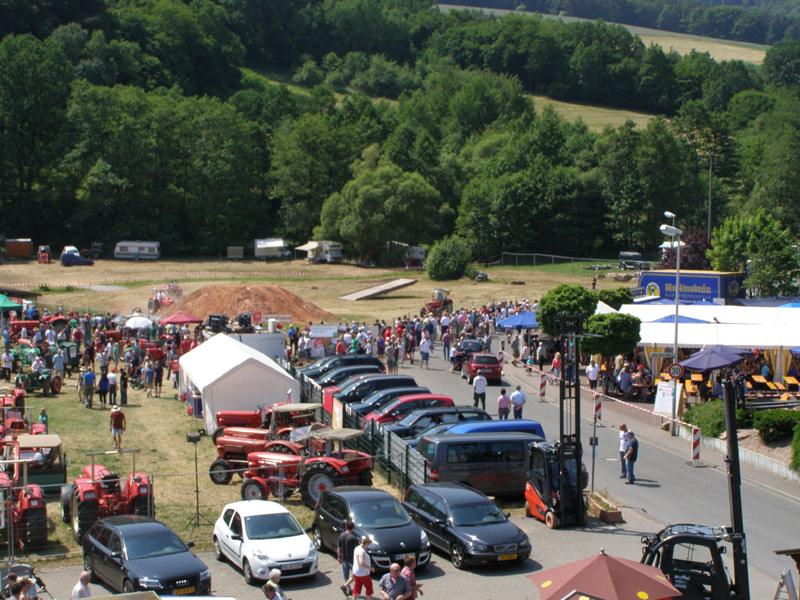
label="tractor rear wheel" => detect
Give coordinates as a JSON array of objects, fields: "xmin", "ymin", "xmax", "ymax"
[
  {"xmin": 209, "ymin": 459, "xmax": 233, "ymax": 485},
  {"xmin": 71, "ymin": 490, "xmax": 98, "ymax": 543},
  {"xmin": 51, "ymin": 375, "xmax": 62, "ymax": 394},
  {"xmin": 300, "ymin": 463, "xmax": 346, "ymax": 508},
  {"xmin": 241, "ymin": 479, "xmax": 267, "ymax": 500},
  {"xmin": 60, "ymin": 485, "xmax": 73, "ymax": 523},
  {"xmin": 133, "ymin": 493, "xmax": 155, "ymax": 518},
  {"xmin": 211, "ymin": 428, "xmax": 225, "ymax": 444},
  {"xmin": 24, "ymin": 507, "xmax": 47, "ymax": 548}
]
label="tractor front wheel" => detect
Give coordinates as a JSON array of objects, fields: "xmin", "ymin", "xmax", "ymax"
[
  {"xmin": 60, "ymin": 485, "xmax": 73, "ymax": 523},
  {"xmin": 241, "ymin": 479, "xmax": 267, "ymax": 500},
  {"xmin": 211, "ymin": 428, "xmax": 226, "ymax": 444},
  {"xmin": 209, "ymin": 459, "xmax": 233, "ymax": 485},
  {"xmin": 300, "ymin": 463, "xmax": 346, "ymax": 508},
  {"xmin": 71, "ymin": 490, "xmax": 98, "ymax": 543},
  {"xmin": 24, "ymin": 507, "xmax": 47, "ymax": 548},
  {"xmin": 51, "ymin": 375, "xmax": 62, "ymax": 394}
]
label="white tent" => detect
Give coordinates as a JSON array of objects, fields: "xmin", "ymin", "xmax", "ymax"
[{"xmin": 179, "ymin": 334, "xmax": 300, "ymax": 434}]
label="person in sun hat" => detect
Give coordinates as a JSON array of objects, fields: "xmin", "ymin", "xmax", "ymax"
[{"xmin": 110, "ymin": 405, "xmax": 126, "ymax": 449}]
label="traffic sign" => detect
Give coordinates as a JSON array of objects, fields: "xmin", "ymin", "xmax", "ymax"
[
  {"xmin": 669, "ymin": 363, "xmax": 685, "ymax": 379},
  {"xmin": 253, "ymin": 310, "xmax": 262, "ymax": 323}
]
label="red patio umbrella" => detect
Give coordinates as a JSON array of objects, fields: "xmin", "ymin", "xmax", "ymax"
[
  {"xmin": 528, "ymin": 550, "xmax": 680, "ymax": 600},
  {"xmin": 158, "ymin": 311, "xmax": 204, "ymax": 325}
]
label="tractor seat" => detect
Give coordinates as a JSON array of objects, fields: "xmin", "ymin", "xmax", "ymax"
[{"xmin": 102, "ymin": 473, "xmax": 121, "ymax": 493}]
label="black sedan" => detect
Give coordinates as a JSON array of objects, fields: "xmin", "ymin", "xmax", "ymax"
[
  {"xmin": 316, "ymin": 365, "xmax": 383, "ymax": 388},
  {"xmin": 301, "ymin": 355, "xmax": 385, "ymax": 380},
  {"xmin": 83, "ymin": 516, "xmax": 211, "ymax": 595},
  {"xmin": 311, "ymin": 487, "xmax": 431, "ymax": 571},
  {"xmin": 349, "ymin": 386, "xmax": 430, "ymax": 416},
  {"xmin": 402, "ymin": 482, "xmax": 530, "ymax": 569}
]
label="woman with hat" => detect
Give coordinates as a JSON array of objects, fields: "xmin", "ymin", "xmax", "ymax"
[{"xmin": 110, "ymin": 405, "xmax": 126, "ymax": 450}]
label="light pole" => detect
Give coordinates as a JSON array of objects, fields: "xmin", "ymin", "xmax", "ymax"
[{"xmin": 661, "ymin": 222, "xmax": 683, "ymax": 435}]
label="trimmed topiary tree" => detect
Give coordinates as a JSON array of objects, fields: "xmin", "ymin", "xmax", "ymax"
[
  {"xmin": 582, "ymin": 313, "xmax": 641, "ymax": 356},
  {"xmin": 537, "ymin": 284, "xmax": 598, "ymax": 336},
  {"xmin": 426, "ymin": 235, "xmax": 472, "ymax": 281},
  {"xmin": 597, "ymin": 287, "xmax": 634, "ymax": 311}
]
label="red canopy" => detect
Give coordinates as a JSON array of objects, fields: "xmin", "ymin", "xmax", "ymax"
[{"xmin": 159, "ymin": 312, "xmax": 204, "ymax": 325}]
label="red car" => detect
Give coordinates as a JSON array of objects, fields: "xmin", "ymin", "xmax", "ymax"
[
  {"xmin": 362, "ymin": 394, "xmax": 454, "ymax": 427},
  {"xmin": 462, "ymin": 353, "xmax": 503, "ymax": 384}
]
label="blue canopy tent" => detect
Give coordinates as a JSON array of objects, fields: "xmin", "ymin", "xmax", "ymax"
[{"xmin": 496, "ymin": 311, "xmax": 539, "ymax": 330}]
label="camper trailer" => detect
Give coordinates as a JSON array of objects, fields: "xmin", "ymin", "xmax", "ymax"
[
  {"xmin": 296, "ymin": 240, "xmax": 343, "ymax": 264},
  {"xmin": 254, "ymin": 238, "xmax": 291, "ymax": 260},
  {"xmin": 114, "ymin": 241, "xmax": 161, "ymax": 260}
]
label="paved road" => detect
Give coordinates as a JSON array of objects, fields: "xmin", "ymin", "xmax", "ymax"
[{"xmin": 34, "ymin": 346, "xmax": 800, "ymax": 599}]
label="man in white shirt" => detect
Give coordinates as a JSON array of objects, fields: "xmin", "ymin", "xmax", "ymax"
[
  {"xmin": 472, "ymin": 373, "xmax": 487, "ymax": 410},
  {"xmin": 419, "ymin": 336, "xmax": 431, "ymax": 369},
  {"xmin": 71, "ymin": 572, "xmax": 91, "ymax": 599},
  {"xmin": 352, "ymin": 535, "xmax": 375, "ymax": 599},
  {"xmin": 618, "ymin": 423, "xmax": 629, "ymax": 479},
  {"xmin": 510, "ymin": 385, "xmax": 526, "ymax": 419},
  {"xmin": 31, "ymin": 356, "xmax": 45, "ymax": 374},
  {"xmin": 586, "ymin": 360, "xmax": 600, "ymax": 390}
]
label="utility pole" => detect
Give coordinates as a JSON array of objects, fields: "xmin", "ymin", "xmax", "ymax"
[{"xmin": 701, "ymin": 153, "xmax": 723, "ymax": 242}]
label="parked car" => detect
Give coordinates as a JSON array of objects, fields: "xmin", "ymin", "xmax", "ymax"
[
  {"xmin": 417, "ymin": 432, "xmax": 543, "ymax": 497},
  {"xmin": 402, "ymin": 482, "xmax": 530, "ymax": 568},
  {"xmin": 453, "ymin": 339, "xmax": 485, "ymax": 371},
  {"xmin": 213, "ymin": 500, "xmax": 318, "ymax": 584},
  {"xmin": 406, "ymin": 423, "xmax": 457, "ymax": 450},
  {"xmin": 332, "ymin": 374, "xmax": 418, "ymax": 405},
  {"xmin": 316, "ymin": 365, "xmax": 383, "ymax": 388},
  {"xmin": 362, "ymin": 394, "xmax": 453, "ymax": 428},
  {"xmin": 383, "ymin": 407, "xmax": 491, "ymax": 439},
  {"xmin": 60, "ymin": 245, "xmax": 94, "ymax": 267},
  {"xmin": 82, "ymin": 516, "xmax": 211, "ymax": 595},
  {"xmin": 349, "ymin": 387, "xmax": 430, "ymax": 417},
  {"xmin": 302, "ymin": 355, "xmax": 385, "ymax": 380},
  {"xmin": 462, "ymin": 353, "xmax": 503, "ymax": 384},
  {"xmin": 445, "ymin": 419, "xmax": 545, "ymax": 438},
  {"xmin": 311, "ymin": 487, "xmax": 431, "ymax": 571}
]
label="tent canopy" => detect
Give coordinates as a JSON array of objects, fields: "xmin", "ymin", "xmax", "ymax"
[
  {"xmin": 159, "ymin": 311, "xmax": 203, "ymax": 325},
  {"xmin": 496, "ymin": 311, "xmax": 538, "ymax": 330},
  {"xmin": 650, "ymin": 314, "xmax": 708, "ymax": 324},
  {"xmin": 0, "ymin": 295, "xmax": 22, "ymax": 311},
  {"xmin": 179, "ymin": 334, "xmax": 298, "ymax": 434},
  {"xmin": 295, "ymin": 241, "xmax": 320, "ymax": 252}
]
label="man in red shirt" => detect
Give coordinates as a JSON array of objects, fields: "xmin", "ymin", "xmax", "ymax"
[{"xmin": 110, "ymin": 406, "xmax": 126, "ymax": 449}]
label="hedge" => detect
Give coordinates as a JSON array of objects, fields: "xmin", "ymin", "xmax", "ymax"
[
  {"xmin": 753, "ymin": 410, "xmax": 800, "ymax": 443},
  {"xmin": 791, "ymin": 424, "xmax": 800, "ymax": 473}
]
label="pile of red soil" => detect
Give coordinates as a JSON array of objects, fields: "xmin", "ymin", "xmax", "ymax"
[{"xmin": 163, "ymin": 284, "xmax": 334, "ymax": 323}]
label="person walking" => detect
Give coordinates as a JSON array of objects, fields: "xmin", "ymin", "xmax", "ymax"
[
  {"xmin": 400, "ymin": 556, "xmax": 423, "ymax": 599},
  {"xmin": 1, "ymin": 349, "xmax": 12, "ymax": 383},
  {"xmin": 586, "ymin": 359, "xmax": 600, "ymax": 391},
  {"xmin": 497, "ymin": 389, "xmax": 511, "ymax": 420},
  {"xmin": 378, "ymin": 563, "xmax": 411, "ymax": 600},
  {"xmin": 618, "ymin": 423, "xmax": 629, "ymax": 478},
  {"xmin": 441, "ymin": 328, "xmax": 452, "ymax": 360},
  {"xmin": 53, "ymin": 348, "xmax": 65, "ymax": 383},
  {"xmin": 337, "ymin": 520, "xmax": 360, "ymax": 597},
  {"xmin": 510, "ymin": 385, "xmax": 526, "ymax": 419},
  {"xmin": 352, "ymin": 535, "xmax": 375, "ymax": 599},
  {"xmin": 623, "ymin": 430, "xmax": 639, "ymax": 484},
  {"xmin": 119, "ymin": 370, "xmax": 128, "ymax": 406},
  {"xmin": 71, "ymin": 572, "xmax": 91, "ymax": 599},
  {"xmin": 108, "ymin": 368, "xmax": 117, "ymax": 405},
  {"xmin": 419, "ymin": 336, "xmax": 430, "ymax": 369},
  {"xmin": 472, "ymin": 373, "xmax": 487, "ymax": 410},
  {"xmin": 97, "ymin": 372, "xmax": 109, "ymax": 408},
  {"xmin": 83, "ymin": 369, "xmax": 96, "ymax": 408},
  {"xmin": 110, "ymin": 405, "xmax": 126, "ymax": 449}
]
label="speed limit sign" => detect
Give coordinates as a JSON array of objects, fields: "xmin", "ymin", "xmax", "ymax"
[{"xmin": 669, "ymin": 363, "xmax": 685, "ymax": 379}]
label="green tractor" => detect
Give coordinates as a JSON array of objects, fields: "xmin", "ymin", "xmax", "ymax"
[{"xmin": 14, "ymin": 370, "xmax": 62, "ymax": 396}]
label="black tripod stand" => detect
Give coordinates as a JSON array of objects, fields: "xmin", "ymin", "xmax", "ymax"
[{"xmin": 186, "ymin": 433, "xmax": 213, "ymax": 530}]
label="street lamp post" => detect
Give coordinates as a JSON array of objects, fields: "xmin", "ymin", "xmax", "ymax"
[{"xmin": 661, "ymin": 222, "xmax": 683, "ymax": 435}]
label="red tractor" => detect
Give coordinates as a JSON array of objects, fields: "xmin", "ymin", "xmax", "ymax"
[
  {"xmin": 209, "ymin": 418, "xmax": 328, "ymax": 485},
  {"xmin": 0, "ymin": 440, "xmax": 48, "ymax": 548},
  {"xmin": 240, "ymin": 428, "xmax": 373, "ymax": 507},
  {"xmin": 60, "ymin": 449, "xmax": 154, "ymax": 542},
  {"xmin": 211, "ymin": 401, "xmax": 320, "ymax": 442},
  {"xmin": 0, "ymin": 407, "xmax": 46, "ymax": 440},
  {"xmin": 421, "ymin": 288, "xmax": 453, "ymax": 317},
  {"xmin": 37, "ymin": 246, "xmax": 51, "ymax": 264}
]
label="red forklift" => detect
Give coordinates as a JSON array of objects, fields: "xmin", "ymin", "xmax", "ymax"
[{"xmin": 524, "ymin": 314, "xmax": 589, "ymax": 529}]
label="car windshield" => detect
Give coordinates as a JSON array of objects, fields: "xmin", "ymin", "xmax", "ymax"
[
  {"xmin": 449, "ymin": 501, "xmax": 507, "ymax": 526},
  {"xmin": 413, "ymin": 423, "xmax": 454, "ymax": 440},
  {"xmin": 397, "ymin": 411, "xmax": 430, "ymax": 426},
  {"xmin": 245, "ymin": 512, "xmax": 305, "ymax": 540},
  {"xmin": 351, "ymin": 499, "xmax": 411, "ymax": 528},
  {"xmin": 125, "ymin": 530, "xmax": 188, "ymax": 559},
  {"xmin": 473, "ymin": 356, "xmax": 498, "ymax": 365}
]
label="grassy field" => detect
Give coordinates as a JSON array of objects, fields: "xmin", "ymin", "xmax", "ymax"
[{"xmin": 529, "ymin": 96, "xmax": 654, "ymax": 130}]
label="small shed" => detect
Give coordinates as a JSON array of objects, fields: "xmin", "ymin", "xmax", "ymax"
[{"xmin": 179, "ymin": 334, "xmax": 299, "ymax": 435}]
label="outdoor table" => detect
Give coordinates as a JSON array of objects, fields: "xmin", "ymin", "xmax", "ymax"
[
  {"xmin": 784, "ymin": 375, "xmax": 799, "ymax": 391},
  {"xmin": 690, "ymin": 373, "xmax": 704, "ymax": 382}
]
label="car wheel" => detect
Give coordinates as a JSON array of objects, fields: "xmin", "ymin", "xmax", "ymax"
[
  {"xmin": 243, "ymin": 559, "xmax": 258, "ymax": 585},
  {"xmin": 122, "ymin": 580, "xmax": 135, "ymax": 594},
  {"xmin": 214, "ymin": 536, "xmax": 225, "ymax": 562},
  {"xmin": 450, "ymin": 543, "xmax": 466, "ymax": 569},
  {"xmin": 83, "ymin": 554, "xmax": 97, "ymax": 583},
  {"xmin": 312, "ymin": 525, "xmax": 323, "ymax": 551}
]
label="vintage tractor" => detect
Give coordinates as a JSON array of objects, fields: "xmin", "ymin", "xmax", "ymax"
[
  {"xmin": 209, "ymin": 419, "xmax": 328, "ymax": 485},
  {"xmin": 421, "ymin": 288, "xmax": 453, "ymax": 317},
  {"xmin": 80, "ymin": 242, "xmax": 104, "ymax": 260},
  {"xmin": 36, "ymin": 246, "xmax": 51, "ymax": 264},
  {"xmin": 9, "ymin": 433, "xmax": 67, "ymax": 493},
  {"xmin": 7, "ymin": 321, "xmax": 39, "ymax": 343},
  {"xmin": 0, "ymin": 406, "xmax": 46, "ymax": 440},
  {"xmin": 60, "ymin": 448, "xmax": 154, "ymax": 542},
  {"xmin": 240, "ymin": 428, "xmax": 373, "ymax": 507},
  {"xmin": 0, "ymin": 441, "xmax": 48, "ymax": 549},
  {"xmin": 211, "ymin": 401, "xmax": 321, "ymax": 442},
  {"xmin": 14, "ymin": 369, "xmax": 61, "ymax": 396}
]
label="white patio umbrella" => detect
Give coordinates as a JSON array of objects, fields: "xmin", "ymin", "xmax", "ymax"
[{"xmin": 125, "ymin": 316, "xmax": 152, "ymax": 329}]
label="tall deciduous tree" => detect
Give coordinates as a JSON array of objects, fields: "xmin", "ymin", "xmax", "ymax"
[
  {"xmin": 582, "ymin": 313, "xmax": 641, "ymax": 357},
  {"xmin": 537, "ymin": 284, "xmax": 598, "ymax": 337}
]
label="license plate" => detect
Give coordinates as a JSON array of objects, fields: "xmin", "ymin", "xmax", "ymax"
[
  {"xmin": 173, "ymin": 587, "xmax": 195, "ymax": 595},
  {"xmin": 395, "ymin": 553, "xmax": 414, "ymax": 561},
  {"xmin": 480, "ymin": 369, "xmax": 493, "ymax": 373},
  {"xmin": 282, "ymin": 561, "xmax": 303, "ymax": 571},
  {"xmin": 498, "ymin": 553, "xmax": 517, "ymax": 561}
]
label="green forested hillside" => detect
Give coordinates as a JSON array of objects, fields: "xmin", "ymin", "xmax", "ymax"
[{"xmin": 1, "ymin": 0, "xmax": 799, "ymax": 262}]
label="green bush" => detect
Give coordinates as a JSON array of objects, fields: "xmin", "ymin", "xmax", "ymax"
[
  {"xmin": 736, "ymin": 407, "xmax": 755, "ymax": 429},
  {"xmin": 426, "ymin": 235, "xmax": 472, "ymax": 281},
  {"xmin": 791, "ymin": 424, "xmax": 800, "ymax": 472},
  {"xmin": 292, "ymin": 58, "xmax": 324, "ymax": 87},
  {"xmin": 753, "ymin": 410, "xmax": 800, "ymax": 443},
  {"xmin": 683, "ymin": 399, "xmax": 726, "ymax": 438}
]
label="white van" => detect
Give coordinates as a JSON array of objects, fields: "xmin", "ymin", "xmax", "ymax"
[{"xmin": 114, "ymin": 241, "xmax": 161, "ymax": 260}]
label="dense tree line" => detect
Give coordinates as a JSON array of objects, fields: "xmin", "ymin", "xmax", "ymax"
[
  {"xmin": 440, "ymin": 0, "xmax": 800, "ymax": 45},
  {"xmin": 1, "ymin": 0, "xmax": 799, "ymax": 262}
]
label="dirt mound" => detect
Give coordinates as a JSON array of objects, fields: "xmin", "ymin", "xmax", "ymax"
[{"xmin": 163, "ymin": 284, "xmax": 335, "ymax": 323}]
